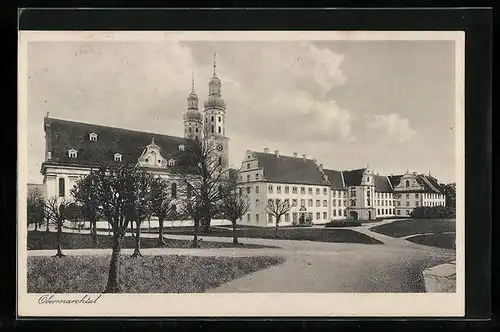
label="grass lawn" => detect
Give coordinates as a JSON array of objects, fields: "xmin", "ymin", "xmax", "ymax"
[
  {"xmin": 27, "ymin": 255, "xmax": 285, "ymax": 293},
  {"xmin": 406, "ymin": 233, "xmax": 456, "ymax": 250},
  {"xmin": 27, "ymin": 231, "xmax": 279, "ymax": 251},
  {"xmin": 146, "ymin": 227, "xmax": 383, "ymax": 244},
  {"xmin": 369, "ymin": 219, "xmax": 455, "ymax": 238}
]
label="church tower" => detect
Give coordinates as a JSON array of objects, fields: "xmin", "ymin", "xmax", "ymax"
[
  {"xmin": 204, "ymin": 53, "xmax": 229, "ymax": 170},
  {"xmin": 183, "ymin": 70, "xmax": 203, "ymax": 141}
]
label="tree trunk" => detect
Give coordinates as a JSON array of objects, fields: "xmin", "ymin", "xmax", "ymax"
[
  {"xmin": 274, "ymin": 218, "xmax": 280, "ymax": 238},
  {"xmin": 202, "ymin": 217, "xmax": 211, "ymax": 234},
  {"xmin": 91, "ymin": 220, "xmax": 99, "ymax": 245},
  {"xmin": 157, "ymin": 216, "xmax": 166, "ymax": 246},
  {"xmin": 34, "ymin": 220, "xmax": 38, "ymax": 231},
  {"xmin": 54, "ymin": 220, "xmax": 65, "ymax": 257},
  {"xmin": 131, "ymin": 221, "xmax": 142, "ymax": 258},
  {"xmin": 232, "ymin": 220, "xmax": 239, "ymax": 245},
  {"xmin": 192, "ymin": 219, "xmax": 200, "ymax": 248},
  {"xmin": 105, "ymin": 234, "xmax": 123, "ymax": 293},
  {"xmin": 45, "ymin": 216, "xmax": 50, "ymax": 232}
]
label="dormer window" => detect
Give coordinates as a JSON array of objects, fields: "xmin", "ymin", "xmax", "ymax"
[
  {"xmin": 89, "ymin": 133, "xmax": 98, "ymax": 141},
  {"xmin": 168, "ymin": 159, "xmax": 175, "ymax": 166},
  {"xmin": 178, "ymin": 145, "xmax": 185, "ymax": 152},
  {"xmin": 114, "ymin": 153, "xmax": 122, "ymax": 162},
  {"xmin": 68, "ymin": 149, "xmax": 78, "ymax": 158}
]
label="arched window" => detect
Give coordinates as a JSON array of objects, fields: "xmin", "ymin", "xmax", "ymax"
[
  {"xmin": 211, "ymin": 125, "xmax": 214, "ymax": 133},
  {"xmin": 377, "ymin": 208, "xmax": 380, "ymax": 215},
  {"xmin": 58, "ymin": 178, "xmax": 65, "ymax": 197},
  {"xmin": 367, "ymin": 198, "xmax": 371, "ymax": 206},
  {"xmin": 195, "ymin": 128, "xmax": 198, "ymax": 133},
  {"xmin": 218, "ymin": 126, "xmax": 221, "ymax": 134},
  {"xmin": 350, "ymin": 200, "xmax": 356, "ymax": 207},
  {"xmin": 211, "ymin": 116, "xmax": 214, "ymax": 122},
  {"xmin": 333, "ymin": 210, "xmax": 337, "ymax": 216},
  {"xmin": 171, "ymin": 183, "xmax": 177, "ymax": 199},
  {"xmin": 189, "ymin": 127, "xmax": 192, "ymax": 132},
  {"xmin": 218, "ymin": 116, "xmax": 221, "ymax": 122},
  {"xmin": 405, "ymin": 180, "xmax": 410, "ymax": 187}
]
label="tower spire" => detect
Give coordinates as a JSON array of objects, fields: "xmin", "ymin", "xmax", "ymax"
[
  {"xmin": 213, "ymin": 52, "xmax": 217, "ymax": 77},
  {"xmin": 191, "ymin": 68, "xmax": 195, "ymax": 93}
]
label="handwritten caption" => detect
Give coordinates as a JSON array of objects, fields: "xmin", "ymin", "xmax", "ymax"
[{"xmin": 38, "ymin": 294, "xmax": 102, "ymax": 304}]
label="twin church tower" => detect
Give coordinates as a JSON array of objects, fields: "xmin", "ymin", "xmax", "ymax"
[{"xmin": 183, "ymin": 54, "xmax": 229, "ymax": 168}]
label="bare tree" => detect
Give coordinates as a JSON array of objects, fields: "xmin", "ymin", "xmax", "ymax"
[
  {"xmin": 218, "ymin": 182, "xmax": 250, "ymax": 245},
  {"xmin": 150, "ymin": 176, "xmax": 175, "ymax": 247},
  {"xmin": 89, "ymin": 165, "xmax": 139, "ymax": 293},
  {"xmin": 27, "ymin": 187, "xmax": 44, "ymax": 231},
  {"xmin": 265, "ymin": 198, "xmax": 291, "ymax": 238},
  {"xmin": 44, "ymin": 197, "xmax": 70, "ymax": 257},
  {"xmin": 128, "ymin": 169, "xmax": 155, "ymax": 258},
  {"xmin": 71, "ymin": 172, "xmax": 101, "ymax": 244},
  {"xmin": 176, "ymin": 131, "xmax": 229, "ymax": 242}
]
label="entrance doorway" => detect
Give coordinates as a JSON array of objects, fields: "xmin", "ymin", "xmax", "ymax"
[{"xmin": 349, "ymin": 211, "xmax": 359, "ymax": 220}]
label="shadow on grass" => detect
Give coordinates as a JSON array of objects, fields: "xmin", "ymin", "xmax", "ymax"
[
  {"xmin": 27, "ymin": 255, "xmax": 286, "ymax": 293},
  {"xmin": 369, "ymin": 219, "xmax": 456, "ymax": 238},
  {"xmin": 406, "ymin": 233, "xmax": 456, "ymax": 250},
  {"xmin": 27, "ymin": 231, "xmax": 280, "ymax": 251}
]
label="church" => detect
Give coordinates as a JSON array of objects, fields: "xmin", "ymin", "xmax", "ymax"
[{"xmin": 41, "ymin": 56, "xmax": 231, "ymax": 227}]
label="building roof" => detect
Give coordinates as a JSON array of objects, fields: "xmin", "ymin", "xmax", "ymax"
[
  {"xmin": 415, "ymin": 174, "xmax": 444, "ymax": 194},
  {"xmin": 342, "ymin": 168, "xmax": 366, "ymax": 187},
  {"xmin": 253, "ymin": 152, "xmax": 329, "ymax": 186},
  {"xmin": 388, "ymin": 175, "xmax": 403, "ymax": 187},
  {"xmin": 41, "ymin": 117, "xmax": 194, "ymax": 175},
  {"xmin": 323, "ymin": 169, "xmax": 345, "ymax": 190},
  {"xmin": 374, "ymin": 175, "xmax": 392, "ymax": 192}
]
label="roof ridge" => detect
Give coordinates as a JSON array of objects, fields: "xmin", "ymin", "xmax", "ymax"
[{"xmin": 48, "ymin": 117, "xmax": 185, "ymax": 140}]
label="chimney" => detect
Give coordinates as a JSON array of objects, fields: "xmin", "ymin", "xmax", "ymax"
[
  {"xmin": 264, "ymin": 148, "xmax": 269, "ymax": 153},
  {"xmin": 302, "ymin": 154, "xmax": 306, "ymax": 160},
  {"xmin": 293, "ymin": 152, "xmax": 298, "ymax": 158},
  {"xmin": 319, "ymin": 163, "xmax": 323, "ymax": 171},
  {"xmin": 275, "ymin": 150, "xmax": 280, "ymax": 158}
]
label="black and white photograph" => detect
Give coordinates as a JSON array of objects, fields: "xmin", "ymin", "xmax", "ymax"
[{"xmin": 17, "ymin": 30, "xmax": 465, "ymax": 317}]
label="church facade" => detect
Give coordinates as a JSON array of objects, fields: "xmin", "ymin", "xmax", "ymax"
[{"xmin": 41, "ymin": 58, "xmax": 230, "ymax": 226}]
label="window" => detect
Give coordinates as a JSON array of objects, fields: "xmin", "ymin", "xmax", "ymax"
[
  {"xmin": 350, "ymin": 188, "xmax": 356, "ymax": 197},
  {"xmin": 300, "ymin": 187, "xmax": 305, "ymax": 194},
  {"xmin": 323, "ymin": 200, "xmax": 327, "ymax": 207},
  {"xmin": 285, "ymin": 186, "xmax": 290, "ymax": 194},
  {"xmin": 406, "ymin": 193, "xmax": 410, "ymax": 199},
  {"xmin": 292, "ymin": 187, "xmax": 298, "ymax": 194},
  {"xmin": 316, "ymin": 212, "xmax": 320, "ymax": 220},
  {"xmin": 332, "ymin": 200, "xmax": 337, "ymax": 207},
  {"xmin": 316, "ymin": 200, "xmax": 320, "ymax": 207},
  {"xmin": 343, "ymin": 210, "xmax": 347, "ymax": 216},
  {"xmin": 366, "ymin": 176, "xmax": 370, "ymax": 183},
  {"xmin": 332, "ymin": 191, "xmax": 336, "ymax": 197},
  {"xmin": 367, "ymin": 190, "xmax": 371, "ymax": 197},
  {"xmin": 68, "ymin": 149, "xmax": 78, "ymax": 158},
  {"xmin": 246, "ymin": 175, "xmax": 250, "ymax": 182},
  {"xmin": 338, "ymin": 199, "xmax": 342, "ymax": 206},
  {"xmin": 382, "ymin": 200, "xmax": 385, "ymax": 206},
  {"xmin": 405, "ymin": 180, "xmax": 410, "ymax": 187},
  {"xmin": 378, "ymin": 209, "xmax": 380, "ymax": 215},
  {"xmin": 256, "ymin": 199, "xmax": 260, "ymax": 207},
  {"xmin": 211, "ymin": 125, "xmax": 214, "ymax": 133},
  {"xmin": 218, "ymin": 116, "xmax": 221, "ymax": 122},
  {"xmin": 406, "ymin": 210, "xmax": 411, "ymax": 215},
  {"xmin": 384, "ymin": 209, "xmax": 388, "ymax": 215},
  {"xmin": 255, "ymin": 173, "xmax": 259, "ymax": 180},
  {"xmin": 277, "ymin": 186, "xmax": 282, "ymax": 194},
  {"xmin": 268, "ymin": 214, "xmax": 273, "ymax": 223},
  {"xmin": 58, "ymin": 178, "xmax": 65, "ymax": 197},
  {"xmin": 284, "ymin": 199, "xmax": 290, "ymax": 206},
  {"xmin": 343, "ymin": 200, "xmax": 347, "ymax": 206},
  {"xmin": 350, "ymin": 200, "xmax": 356, "ymax": 207},
  {"xmin": 268, "ymin": 185, "xmax": 273, "ymax": 193},
  {"xmin": 397, "ymin": 210, "xmax": 401, "ymax": 215},
  {"xmin": 308, "ymin": 212, "xmax": 313, "ymax": 220},
  {"xmin": 323, "ymin": 188, "xmax": 328, "ymax": 195},
  {"xmin": 333, "ymin": 210, "xmax": 337, "ymax": 216},
  {"xmin": 218, "ymin": 126, "xmax": 221, "ymax": 134},
  {"xmin": 211, "ymin": 116, "xmax": 214, "ymax": 122},
  {"xmin": 397, "ymin": 201, "xmax": 401, "ymax": 206},
  {"xmin": 247, "ymin": 163, "xmax": 250, "ymax": 169},
  {"xmin": 323, "ymin": 212, "xmax": 327, "ymax": 220},
  {"xmin": 316, "ymin": 188, "xmax": 320, "ymax": 195},
  {"xmin": 367, "ymin": 198, "xmax": 371, "ymax": 207},
  {"xmin": 247, "ymin": 187, "xmax": 251, "ymax": 194},
  {"xmin": 171, "ymin": 183, "xmax": 177, "ymax": 199},
  {"xmin": 256, "ymin": 214, "xmax": 260, "ymax": 223},
  {"xmin": 114, "ymin": 153, "xmax": 122, "ymax": 162},
  {"xmin": 89, "ymin": 133, "xmax": 98, "ymax": 141},
  {"xmin": 168, "ymin": 159, "xmax": 175, "ymax": 166},
  {"xmin": 308, "ymin": 188, "xmax": 313, "ymax": 195},
  {"xmin": 189, "ymin": 127, "xmax": 192, "ymax": 133},
  {"xmin": 300, "ymin": 199, "xmax": 305, "ymax": 207},
  {"xmin": 178, "ymin": 145, "xmax": 185, "ymax": 151},
  {"xmin": 308, "ymin": 199, "xmax": 313, "ymax": 207},
  {"xmin": 293, "ymin": 212, "xmax": 298, "ymax": 222},
  {"xmin": 255, "ymin": 186, "xmax": 259, "ymax": 193},
  {"xmin": 406, "ymin": 201, "xmax": 410, "ymax": 206},
  {"xmin": 247, "ymin": 214, "xmax": 251, "ymax": 222},
  {"xmin": 285, "ymin": 213, "xmax": 290, "ymax": 223},
  {"xmin": 415, "ymin": 201, "xmax": 419, "ymax": 207},
  {"xmin": 292, "ymin": 199, "xmax": 297, "ymax": 207}
]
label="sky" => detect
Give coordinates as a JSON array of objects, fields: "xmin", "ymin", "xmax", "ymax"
[{"xmin": 26, "ymin": 39, "xmax": 456, "ymax": 184}]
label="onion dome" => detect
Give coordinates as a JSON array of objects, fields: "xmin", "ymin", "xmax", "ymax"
[
  {"xmin": 184, "ymin": 109, "xmax": 203, "ymax": 122},
  {"xmin": 204, "ymin": 95, "xmax": 226, "ymax": 110}
]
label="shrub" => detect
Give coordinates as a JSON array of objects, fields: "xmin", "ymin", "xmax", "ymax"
[{"xmin": 410, "ymin": 206, "xmax": 456, "ymax": 219}]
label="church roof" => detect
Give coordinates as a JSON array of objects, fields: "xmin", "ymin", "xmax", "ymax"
[
  {"xmin": 323, "ymin": 169, "xmax": 345, "ymax": 190},
  {"xmin": 41, "ymin": 117, "xmax": 195, "ymax": 175},
  {"xmin": 415, "ymin": 174, "xmax": 444, "ymax": 194},
  {"xmin": 388, "ymin": 175, "xmax": 403, "ymax": 187},
  {"xmin": 253, "ymin": 152, "xmax": 329, "ymax": 186}
]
